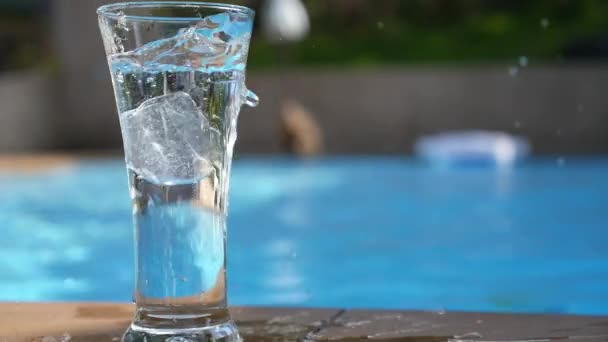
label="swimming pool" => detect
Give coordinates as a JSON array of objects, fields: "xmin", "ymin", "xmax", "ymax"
[{"xmin": 1, "ymin": 157, "xmax": 607, "ymax": 315}]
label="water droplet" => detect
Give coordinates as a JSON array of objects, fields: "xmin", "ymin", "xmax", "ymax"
[
  {"xmin": 377, "ymin": 21, "xmax": 385, "ymax": 30},
  {"xmin": 60, "ymin": 333, "xmax": 72, "ymax": 342},
  {"xmin": 436, "ymin": 308, "xmax": 446, "ymax": 315},
  {"xmin": 514, "ymin": 121, "xmax": 522, "ymax": 129},
  {"xmin": 116, "ymin": 72, "xmax": 124, "ymax": 83},
  {"xmin": 454, "ymin": 332, "xmax": 483, "ymax": 339},
  {"xmin": 577, "ymin": 104, "xmax": 584, "ymax": 112},
  {"xmin": 476, "ymin": 319, "xmax": 484, "ymax": 324},
  {"xmin": 116, "ymin": 10, "xmax": 129, "ymax": 31},
  {"xmin": 518, "ymin": 56, "xmax": 528, "ymax": 67},
  {"xmin": 345, "ymin": 319, "xmax": 372, "ymax": 327},
  {"xmin": 291, "ymin": 252, "xmax": 297, "ymax": 258},
  {"xmin": 167, "ymin": 336, "xmax": 192, "ymax": 342},
  {"xmin": 556, "ymin": 128, "xmax": 562, "ymax": 136},
  {"xmin": 244, "ymin": 89, "xmax": 259, "ymax": 107},
  {"xmin": 540, "ymin": 18, "xmax": 550, "ymax": 29},
  {"xmin": 508, "ymin": 66, "xmax": 519, "ymax": 77},
  {"xmin": 557, "ymin": 157, "xmax": 566, "ymax": 167}
]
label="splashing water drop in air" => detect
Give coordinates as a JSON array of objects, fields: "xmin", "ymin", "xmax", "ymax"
[
  {"xmin": 518, "ymin": 56, "xmax": 528, "ymax": 67},
  {"xmin": 540, "ymin": 17, "xmax": 550, "ymax": 29},
  {"xmin": 117, "ymin": 10, "xmax": 127, "ymax": 29}
]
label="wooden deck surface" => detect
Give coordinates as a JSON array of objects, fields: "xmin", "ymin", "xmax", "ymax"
[{"xmin": 1, "ymin": 303, "xmax": 607, "ymax": 341}]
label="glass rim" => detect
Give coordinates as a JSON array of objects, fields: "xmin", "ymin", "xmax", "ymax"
[{"xmin": 97, "ymin": 1, "xmax": 255, "ymax": 22}]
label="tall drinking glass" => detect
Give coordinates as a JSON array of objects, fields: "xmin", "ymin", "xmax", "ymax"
[{"xmin": 97, "ymin": 2, "xmax": 258, "ymax": 341}]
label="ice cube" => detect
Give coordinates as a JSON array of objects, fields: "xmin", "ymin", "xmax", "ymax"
[{"xmin": 120, "ymin": 92, "xmax": 222, "ymax": 184}]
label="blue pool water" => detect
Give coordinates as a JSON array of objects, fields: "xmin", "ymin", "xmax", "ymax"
[{"xmin": 1, "ymin": 157, "xmax": 607, "ymax": 315}]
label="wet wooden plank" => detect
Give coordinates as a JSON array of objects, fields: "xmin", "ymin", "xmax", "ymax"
[
  {"xmin": 0, "ymin": 303, "xmax": 339, "ymax": 341},
  {"xmin": 232, "ymin": 306, "xmax": 341, "ymax": 341},
  {"xmin": 312, "ymin": 309, "xmax": 608, "ymax": 341},
  {"xmin": 0, "ymin": 303, "xmax": 131, "ymax": 341},
  {"xmin": 2, "ymin": 304, "xmax": 608, "ymax": 341}
]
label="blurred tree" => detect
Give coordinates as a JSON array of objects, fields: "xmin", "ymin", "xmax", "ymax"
[
  {"xmin": 0, "ymin": 0, "xmax": 49, "ymax": 71},
  {"xmin": 246, "ymin": 0, "xmax": 608, "ymax": 68}
]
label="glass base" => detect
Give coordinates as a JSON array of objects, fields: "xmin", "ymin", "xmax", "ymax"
[{"xmin": 122, "ymin": 320, "xmax": 241, "ymax": 342}]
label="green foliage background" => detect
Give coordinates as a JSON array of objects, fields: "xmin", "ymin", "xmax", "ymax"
[
  {"xmin": 2, "ymin": 0, "xmax": 608, "ymax": 70},
  {"xmin": 246, "ymin": 0, "xmax": 608, "ymax": 68}
]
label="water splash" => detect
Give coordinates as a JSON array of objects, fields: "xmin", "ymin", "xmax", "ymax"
[
  {"xmin": 40, "ymin": 333, "xmax": 71, "ymax": 342},
  {"xmin": 451, "ymin": 332, "xmax": 483, "ymax": 341},
  {"xmin": 518, "ymin": 56, "xmax": 529, "ymax": 67},
  {"xmin": 540, "ymin": 17, "xmax": 550, "ymax": 29},
  {"xmin": 116, "ymin": 10, "xmax": 128, "ymax": 30},
  {"xmin": 344, "ymin": 319, "xmax": 372, "ymax": 327},
  {"xmin": 112, "ymin": 12, "xmax": 253, "ymax": 73}
]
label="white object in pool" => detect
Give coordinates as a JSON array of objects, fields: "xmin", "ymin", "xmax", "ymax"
[{"xmin": 415, "ymin": 131, "xmax": 530, "ymax": 167}]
